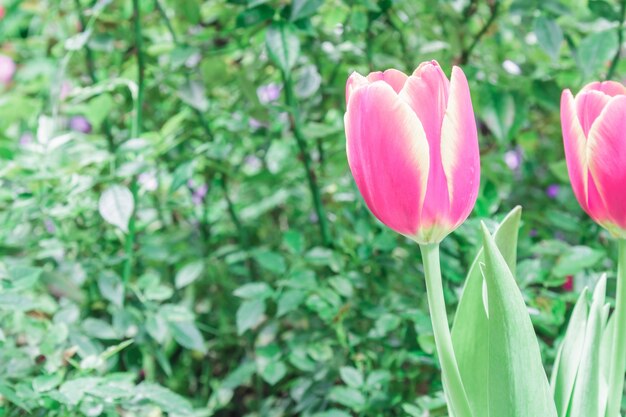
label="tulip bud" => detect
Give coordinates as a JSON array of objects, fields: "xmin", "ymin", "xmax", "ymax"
[
  {"xmin": 561, "ymin": 81, "xmax": 626, "ymax": 238},
  {"xmin": 344, "ymin": 61, "xmax": 480, "ymax": 244}
]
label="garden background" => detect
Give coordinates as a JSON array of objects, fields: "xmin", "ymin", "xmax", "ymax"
[{"xmin": 0, "ymin": 0, "xmax": 624, "ymax": 415}]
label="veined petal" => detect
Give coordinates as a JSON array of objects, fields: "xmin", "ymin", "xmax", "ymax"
[
  {"xmin": 575, "ymin": 90, "xmax": 611, "ymax": 136},
  {"xmin": 400, "ymin": 60, "xmax": 450, "ymax": 225},
  {"xmin": 581, "ymin": 80, "xmax": 626, "ymax": 97},
  {"xmin": 587, "ymin": 95, "xmax": 626, "ymax": 230},
  {"xmin": 440, "ymin": 66, "xmax": 480, "ymax": 228},
  {"xmin": 366, "ymin": 69, "xmax": 408, "ymax": 94},
  {"xmin": 561, "ymin": 89, "xmax": 590, "ymax": 213},
  {"xmin": 345, "ymin": 81, "xmax": 430, "ymax": 235}
]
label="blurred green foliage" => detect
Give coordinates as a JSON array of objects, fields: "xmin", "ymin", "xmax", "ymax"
[{"xmin": 0, "ymin": 0, "xmax": 624, "ymax": 415}]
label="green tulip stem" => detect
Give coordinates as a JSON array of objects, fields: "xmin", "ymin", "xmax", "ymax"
[
  {"xmin": 607, "ymin": 238, "xmax": 626, "ymax": 417},
  {"xmin": 420, "ymin": 243, "xmax": 473, "ymax": 417}
]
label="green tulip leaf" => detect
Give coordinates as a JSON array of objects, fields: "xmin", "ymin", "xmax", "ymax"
[
  {"xmin": 550, "ymin": 288, "xmax": 589, "ymax": 417},
  {"xmin": 569, "ymin": 276, "xmax": 606, "ymax": 417},
  {"xmin": 481, "ymin": 222, "xmax": 558, "ymax": 417},
  {"xmin": 452, "ymin": 206, "xmax": 522, "ymax": 416}
]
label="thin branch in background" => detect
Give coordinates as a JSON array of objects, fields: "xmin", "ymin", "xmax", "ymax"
[
  {"xmin": 73, "ymin": 0, "xmax": 116, "ymax": 153},
  {"xmin": 154, "ymin": 0, "xmax": 214, "ymax": 141},
  {"xmin": 458, "ymin": 0, "xmax": 500, "ymax": 64},
  {"xmin": 385, "ymin": 8, "xmax": 412, "ymax": 71},
  {"xmin": 122, "ymin": 0, "xmax": 145, "ymax": 287},
  {"xmin": 281, "ymin": 71, "xmax": 333, "ymax": 247},
  {"xmin": 218, "ymin": 174, "xmax": 259, "ymax": 279},
  {"xmin": 606, "ymin": 0, "xmax": 626, "ymax": 80}
]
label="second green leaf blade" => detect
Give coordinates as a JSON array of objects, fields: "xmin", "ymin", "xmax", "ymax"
[{"xmin": 452, "ymin": 207, "xmax": 557, "ymax": 417}]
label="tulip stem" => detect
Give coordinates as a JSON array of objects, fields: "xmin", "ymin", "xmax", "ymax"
[
  {"xmin": 420, "ymin": 243, "xmax": 473, "ymax": 417},
  {"xmin": 607, "ymin": 238, "xmax": 626, "ymax": 417},
  {"xmin": 281, "ymin": 72, "xmax": 332, "ymax": 247}
]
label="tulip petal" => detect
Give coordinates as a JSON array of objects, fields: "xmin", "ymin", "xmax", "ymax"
[
  {"xmin": 582, "ymin": 80, "xmax": 626, "ymax": 97},
  {"xmin": 345, "ymin": 81, "xmax": 430, "ymax": 235},
  {"xmin": 440, "ymin": 66, "xmax": 480, "ymax": 227},
  {"xmin": 561, "ymin": 89, "xmax": 590, "ymax": 213},
  {"xmin": 366, "ymin": 69, "xmax": 408, "ymax": 94},
  {"xmin": 587, "ymin": 96, "xmax": 626, "ymax": 230},
  {"xmin": 575, "ymin": 90, "xmax": 611, "ymax": 136},
  {"xmin": 399, "ymin": 61, "xmax": 451, "ymax": 226},
  {"xmin": 346, "ymin": 71, "xmax": 369, "ymax": 105}
]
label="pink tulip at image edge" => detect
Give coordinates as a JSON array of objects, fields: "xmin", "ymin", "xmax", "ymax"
[
  {"xmin": 344, "ymin": 60, "xmax": 480, "ymax": 244},
  {"xmin": 561, "ymin": 81, "xmax": 626, "ymax": 238}
]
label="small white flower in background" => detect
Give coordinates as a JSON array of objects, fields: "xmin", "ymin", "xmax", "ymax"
[
  {"xmin": 138, "ymin": 171, "xmax": 158, "ymax": 191},
  {"xmin": 503, "ymin": 59, "xmax": 522, "ymax": 75},
  {"xmin": 504, "ymin": 149, "xmax": 522, "ymax": 171},
  {"xmin": 37, "ymin": 115, "xmax": 55, "ymax": 145}
]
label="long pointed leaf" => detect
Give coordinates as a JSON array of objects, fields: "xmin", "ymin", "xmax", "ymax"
[
  {"xmin": 452, "ymin": 206, "xmax": 522, "ymax": 415},
  {"xmin": 481, "ymin": 222, "xmax": 558, "ymax": 417},
  {"xmin": 551, "ymin": 288, "xmax": 589, "ymax": 417},
  {"xmin": 569, "ymin": 275, "xmax": 607, "ymax": 417}
]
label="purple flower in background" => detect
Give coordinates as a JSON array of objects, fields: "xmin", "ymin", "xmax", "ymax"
[
  {"xmin": 19, "ymin": 132, "xmax": 34, "ymax": 147},
  {"xmin": 249, "ymin": 118, "xmax": 266, "ymax": 130},
  {"xmin": 69, "ymin": 116, "xmax": 92, "ymax": 134},
  {"xmin": 257, "ymin": 83, "xmax": 281, "ymax": 104},
  {"xmin": 138, "ymin": 172, "xmax": 158, "ymax": 191},
  {"xmin": 44, "ymin": 219, "xmax": 56, "ymax": 234},
  {"xmin": 529, "ymin": 228, "xmax": 538, "ymax": 237},
  {"xmin": 0, "ymin": 54, "xmax": 16, "ymax": 85},
  {"xmin": 504, "ymin": 149, "xmax": 522, "ymax": 171},
  {"xmin": 192, "ymin": 184, "xmax": 208, "ymax": 205},
  {"xmin": 244, "ymin": 155, "xmax": 262, "ymax": 171},
  {"xmin": 546, "ymin": 184, "xmax": 560, "ymax": 199}
]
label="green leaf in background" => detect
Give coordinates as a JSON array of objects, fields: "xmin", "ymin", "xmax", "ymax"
[
  {"xmin": 551, "ymin": 288, "xmax": 589, "ymax": 417},
  {"xmin": 290, "ymin": 0, "xmax": 323, "ymax": 21},
  {"xmin": 481, "ymin": 223, "xmax": 557, "ymax": 417},
  {"xmin": 577, "ymin": 30, "xmax": 619, "ymax": 78},
  {"xmin": 328, "ymin": 386, "xmax": 366, "ymax": 411},
  {"xmin": 98, "ymin": 185, "xmax": 134, "ymax": 233},
  {"xmin": 252, "ymin": 250, "xmax": 287, "ymax": 274},
  {"xmin": 236, "ymin": 299, "xmax": 266, "ymax": 335},
  {"xmin": 98, "ymin": 271, "xmax": 124, "ymax": 307},
  {"xmin": 168, "ymin": 321, "xmax": 207, "ymax": 353},
  {"xmin": 265, "ymin": 22, "xmax": 301, "ymax": 75},
  {"xmin": 339, "ymin": 366, "xmax": 364, "ymax": 388},
  {"xmin": 135, "ymin": 382, "xmax": 194, "ymax": 416},
  {"xmin": 452, "ymin": 206, "xmax": 522, "ymax": 416},
  {"xmin": 233, "ymin": 282, "xmax": 274, "ymax": 300},
  {"xmin": 480, "ymin": 87, "xmax": 525, "ymax": 143},
  {"xmin": 568, "ymin": 276, "xmax": 606, "ymax": 417},
  {"xmin": 175, "ymin": 261, "xmax": 204, "ymax": 289},
  {"xmin": 588, "ymin": 0, "xmax": 621, "ymax": 21},
  {"xmin": 552, "ymin": 246, "xmax": 604, "ymax": 277},
  {"xmin": 533, "ymin": 16, "xmax": 563, "ymax": 61}
]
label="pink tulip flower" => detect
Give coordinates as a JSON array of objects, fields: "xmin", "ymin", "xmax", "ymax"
[
  {"xmin": 561, "ymin": 81, "xmax": 626, "ymax": 238},
  {"xmin": 0, "ymin": 54, "xmax": 16, "ymax": 85},
  {"xmin": 344, "ymin": 60, "xmax": 480, "ymax": 244}
]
